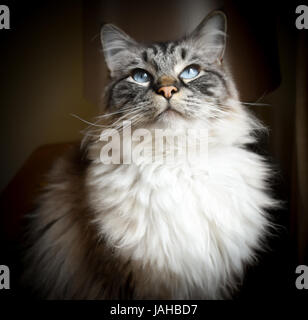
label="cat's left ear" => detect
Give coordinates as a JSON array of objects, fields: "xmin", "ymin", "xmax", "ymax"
[
  {"xmin": 101, "ymin": 24, "xmax": 137, "ymax": 76},
  {"xmin": 190, "ymin": 10, "xmax": 227, "ymax": 64}
]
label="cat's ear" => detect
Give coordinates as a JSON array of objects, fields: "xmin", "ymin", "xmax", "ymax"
[
  {"xmin": 190, "ymin": 10, "xmax": 227, "ymax": 63},
  {"xmin": 100, "ymin": 24, "xmax": 137, "ymax": 76}
]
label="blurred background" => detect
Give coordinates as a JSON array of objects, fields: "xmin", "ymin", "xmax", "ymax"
[{"xmin": 0, "ymin": 0, "xmax": 307, "ymax": 298}]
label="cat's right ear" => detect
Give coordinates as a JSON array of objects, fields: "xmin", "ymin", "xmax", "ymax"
[
  {"xmin": 100, "ymin": 24, "xmax": 137, "ymax": 77},
  {"xmin": 189, "ymin": 11, "xmax": 227, "ymax": 64}
]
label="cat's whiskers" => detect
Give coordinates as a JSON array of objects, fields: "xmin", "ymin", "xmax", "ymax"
[
  {"xmin": 70, "ymin": 114, "xmax": 110, "ymax": 128},
  {"xmin": 228, "ymin": 97, "xmax": 270, "ymax": 107},
  {"xmin": 96, "ymin": 104, "xmax": 143, "ymax": 120}
]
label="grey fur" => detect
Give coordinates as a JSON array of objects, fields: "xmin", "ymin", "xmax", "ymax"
[{"xmin": 22, "ymin": 11, "xmax": 270, "ymax": 299}]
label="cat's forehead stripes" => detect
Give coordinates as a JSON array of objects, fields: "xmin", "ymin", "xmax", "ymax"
[
  {"xmin": 144, "ymin": 42, "xmax": 187, "ymax": 58},
  {"xmin": 127, "ymin": 60, "xmax": 140, "ymax": 68},
  {"xmin": 142, "ymin": 51, "xmax": 148, "ymax": 63},
  {"xmin": 140, "ymin": 41, "xmax": 189, "ymax": 74}
]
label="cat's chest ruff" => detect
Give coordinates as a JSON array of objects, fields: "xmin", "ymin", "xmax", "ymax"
[
  {"xmin": 88, "ymin": 147, "xmax": 263, "ymax": 254},
  {"xmin": 87, "ymin": 147, "xmax": 269, "ymax": 298}
]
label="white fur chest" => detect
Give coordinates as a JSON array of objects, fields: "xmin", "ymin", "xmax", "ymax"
[{"xmin": 86, "ymin": 145, "xmax": 273, "ymax": 299}]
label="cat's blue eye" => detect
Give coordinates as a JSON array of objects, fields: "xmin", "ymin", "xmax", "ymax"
[
  {"xmin": 180, "ymin": 66, "xmax": 200, "ymax": 79},
  {"xmin": 132, "ymin": 69, "xmax": 151, "ymax": 83}
]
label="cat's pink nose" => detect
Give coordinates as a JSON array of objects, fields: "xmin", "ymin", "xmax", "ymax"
[{"xmin": 157, "ymin": 86, "xmax": 178, "ymax": 99}]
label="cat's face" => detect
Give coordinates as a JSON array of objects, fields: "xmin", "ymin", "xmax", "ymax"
[{"xmin": 101, "ymin": 11, "xmax": 234, "ymax": 129}]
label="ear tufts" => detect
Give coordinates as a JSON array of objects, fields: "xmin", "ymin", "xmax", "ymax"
[
  {"xmin": 190, "ymin": 10, "xmax": 227, "ymax": 63},
  {"xmin": 100, "ymin": 24, "xmax": 137, "ymax": 75}
]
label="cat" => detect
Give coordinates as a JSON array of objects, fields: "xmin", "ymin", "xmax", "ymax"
[{"xmin": 22, "ymin": 10, "xmax": 277, "ymax": 299}]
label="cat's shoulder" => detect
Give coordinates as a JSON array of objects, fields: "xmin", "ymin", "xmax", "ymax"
[{"xmin": 46, "ymin": 142, "xmax": 90, "ymax": 183}]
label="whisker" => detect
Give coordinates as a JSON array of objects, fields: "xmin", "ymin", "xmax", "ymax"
[
  {"xmin": 240, "ymin": 102, "xmax": 270, "ymax": 107},
  {"xmin": 229, "ymin": 94, "xmax": 270, "ymax": 106},
  {"xmin": 70, "ymin": 114, "xmax": 110, "ymax": 127}
]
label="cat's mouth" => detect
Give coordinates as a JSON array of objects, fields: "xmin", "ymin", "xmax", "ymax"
[{"xmin": 155, "ymin": 105, "xmax": 184, "ymax": 122}]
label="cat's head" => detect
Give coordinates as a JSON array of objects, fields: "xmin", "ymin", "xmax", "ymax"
[{"xmin": 100, "ymin": 11, "xmax": 244, "ymax": 135}]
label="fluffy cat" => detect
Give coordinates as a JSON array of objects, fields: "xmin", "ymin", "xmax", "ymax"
[{"xmin": 23, "ymin": 10, "xmax": 277, "ymax": 299}]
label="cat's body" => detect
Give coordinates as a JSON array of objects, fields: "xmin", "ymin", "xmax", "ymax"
[{"xmin": 23, "ymin": 11, "xmax": 276, "ymax": 299}]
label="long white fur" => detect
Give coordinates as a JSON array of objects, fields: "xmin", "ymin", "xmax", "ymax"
[
  {"xmin": 25, "ymin": 12, "xmax": 277, "ymax": 299},
  {"xmin": 85, "ymin": 94, "xmax": 276, "ymax": 299}
]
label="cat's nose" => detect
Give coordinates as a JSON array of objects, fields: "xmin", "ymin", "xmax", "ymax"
[{"xmin": 157, "ymin": 86, "xmax": 178, "ymax": 99}]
